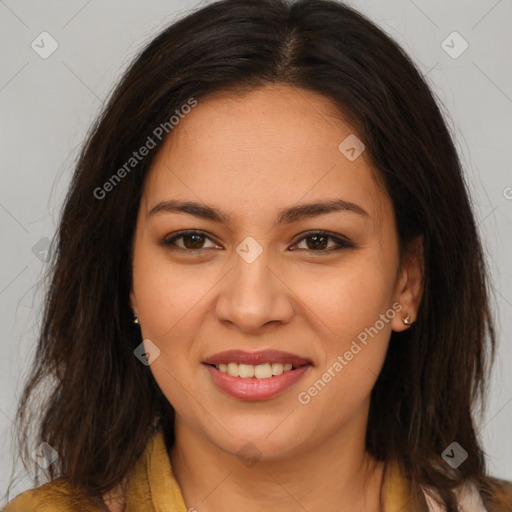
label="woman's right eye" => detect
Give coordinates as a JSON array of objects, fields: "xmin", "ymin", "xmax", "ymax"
[{"xmin": 160, "ymin": 230, "xmax": 220, "ymax": 251}]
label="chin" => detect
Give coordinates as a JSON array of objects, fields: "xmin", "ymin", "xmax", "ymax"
[{"xmin": 201, "ymin": 417, "xmax": 309, "ymax": 464}]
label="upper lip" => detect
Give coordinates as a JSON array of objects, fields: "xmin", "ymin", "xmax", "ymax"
[{"xmin": 203, "ymin": 350, "xmax": 312, "ymax": 366}]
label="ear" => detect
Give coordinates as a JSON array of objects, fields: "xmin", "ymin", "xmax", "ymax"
[
  {"xmin": 391, "ymin": 236, "xmax": 424, "ymax": 332},
  {"xmin": 130, "ymin": 289, "xmax": 138, "ymax": 318}
]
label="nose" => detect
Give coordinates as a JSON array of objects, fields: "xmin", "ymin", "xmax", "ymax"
[{"xmin": 214, "ymin": 248, "xmax": 296, "ymax": 335}]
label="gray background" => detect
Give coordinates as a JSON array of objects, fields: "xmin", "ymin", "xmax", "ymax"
[{"xmin": 1, "ymin": 0, "xmax": 511, "ymax": 505}]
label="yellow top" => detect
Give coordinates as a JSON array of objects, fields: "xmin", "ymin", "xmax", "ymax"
[{"xmin": 2, "ymin": 427, "xmax": 500, "ymax": 511}]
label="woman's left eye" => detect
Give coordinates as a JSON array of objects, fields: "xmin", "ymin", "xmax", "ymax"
[
  {"xmin": 160, "ymin": 230, "xmax": 353, "ymax": 253},
  {"xmin": 292, "ymin": 231, "xmax": 354, "ymax": 252}
]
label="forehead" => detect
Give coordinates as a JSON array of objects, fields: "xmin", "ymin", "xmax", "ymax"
[{"xmin": 143, "ymin": 84, "xmax": 388, "ymax": 226}]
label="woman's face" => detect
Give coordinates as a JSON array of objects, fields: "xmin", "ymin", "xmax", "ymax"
[{"xmin": 130, "ymin": 84, "xmax": 422, "ymax": 460}]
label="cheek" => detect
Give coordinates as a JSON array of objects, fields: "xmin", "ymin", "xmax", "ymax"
[
  {"xmin": 132, "ymin": 244, "xmax": 215, "ymax": 340},
  {"xmin": 292, "ymin": 253, "xmax": 396, "ymax": 403},
  {"xmin": 296, "ymin": 284, "xmax": 394, "ymax": 426},
  {"xmin": 291, "ymin": 255, "xmax": 397, "ymax": 343},
  {"xmin": 131, "ymin": 240, "xmax": 218, "ymax": 390},
  {"xmin": 132, "ymin": 261, "xmax": 208, "ymax": 412}
]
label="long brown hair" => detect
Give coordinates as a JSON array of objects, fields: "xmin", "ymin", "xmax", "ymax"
[{"xmin": 5, "ymin": 0, "xmax": 510, "ymax": 509}]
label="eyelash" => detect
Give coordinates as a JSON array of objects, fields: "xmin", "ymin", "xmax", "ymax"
[{"xmin": 159, "ymin": 230, "xmax": 355, "ymax": 254}]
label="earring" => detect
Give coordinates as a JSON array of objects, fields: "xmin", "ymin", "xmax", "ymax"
[
  {"xmin": 402, "ymin": 314, "xmax": 413, "ymax": 325},
  {"xmin": 133, "ymin": 315, "xmax": 139, "ymax": 324}
]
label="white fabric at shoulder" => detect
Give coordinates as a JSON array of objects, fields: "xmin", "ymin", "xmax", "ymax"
[{"xmin": 422, "ymin": 482, "xmax": 488, "ymax": 511}]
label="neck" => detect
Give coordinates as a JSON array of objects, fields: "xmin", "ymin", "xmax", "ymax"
[{"xmin": 169, "ymin": 410, "xmax": 384, "ymax": 512}]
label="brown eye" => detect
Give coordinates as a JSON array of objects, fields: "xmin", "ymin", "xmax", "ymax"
[
  {"xmin": 161, "ymin": 231, "xmax": 219, "ymax": 251},
  {"xmin": 181, "ymin": 233, "xmax": 207, "ymax": 249},
  {"xmin": 304, "ymin": 234, "xmax": 330, "ymax": 250},
  {"xmin": 292, "ymin": 231, "xmax": 354, "ymax": 252}
]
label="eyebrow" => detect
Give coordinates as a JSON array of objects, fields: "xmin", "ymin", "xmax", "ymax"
[{"xmin": 147, "ymin": 198, "xmax": 368, "ymax": 225}]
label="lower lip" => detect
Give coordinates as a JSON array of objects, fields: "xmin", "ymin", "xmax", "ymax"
[{"xmin": 204, "ymin": 364, "xmax": 311, "ymax": 401}]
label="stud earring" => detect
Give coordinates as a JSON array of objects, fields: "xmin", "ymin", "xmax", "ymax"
[
  {"xmin": 402, "ymin": 314, "xmax": 413, "ymax": 325},
  {"xmin": 133, "ymin": 315, "xmax": 139, "ymax": 324}
]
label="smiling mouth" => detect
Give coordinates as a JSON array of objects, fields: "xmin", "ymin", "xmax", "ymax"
[
  {"xmin": 206, "ymin": 362, "xmax": 309, "ymax": 379},
  {"xmin": 203, "ymin": 350, "xmax": 312, "ymax": 400}
]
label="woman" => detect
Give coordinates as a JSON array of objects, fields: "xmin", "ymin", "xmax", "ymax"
[{"xmin": 4, "ymin": 0, "xmax": 512, "ymax": 510}]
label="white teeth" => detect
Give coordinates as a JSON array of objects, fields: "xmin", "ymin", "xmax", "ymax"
[
  {"xmin": 215, "ymin": 362, "xmax": 299, "ymax": 378},
  {"xmin": 227, "ymin": 362, "xmax": 238, "ymax": 377},
  {"xmin": 271, "ymin": 363, "xmax": 283, "ymax": 375},
  {"xmin": 238, "ymin": 364, "xmax": 254, "ymax": 378},
  {"xmin": 255, "ymin": 363, "xmax": 272, "ymax": 379}
]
